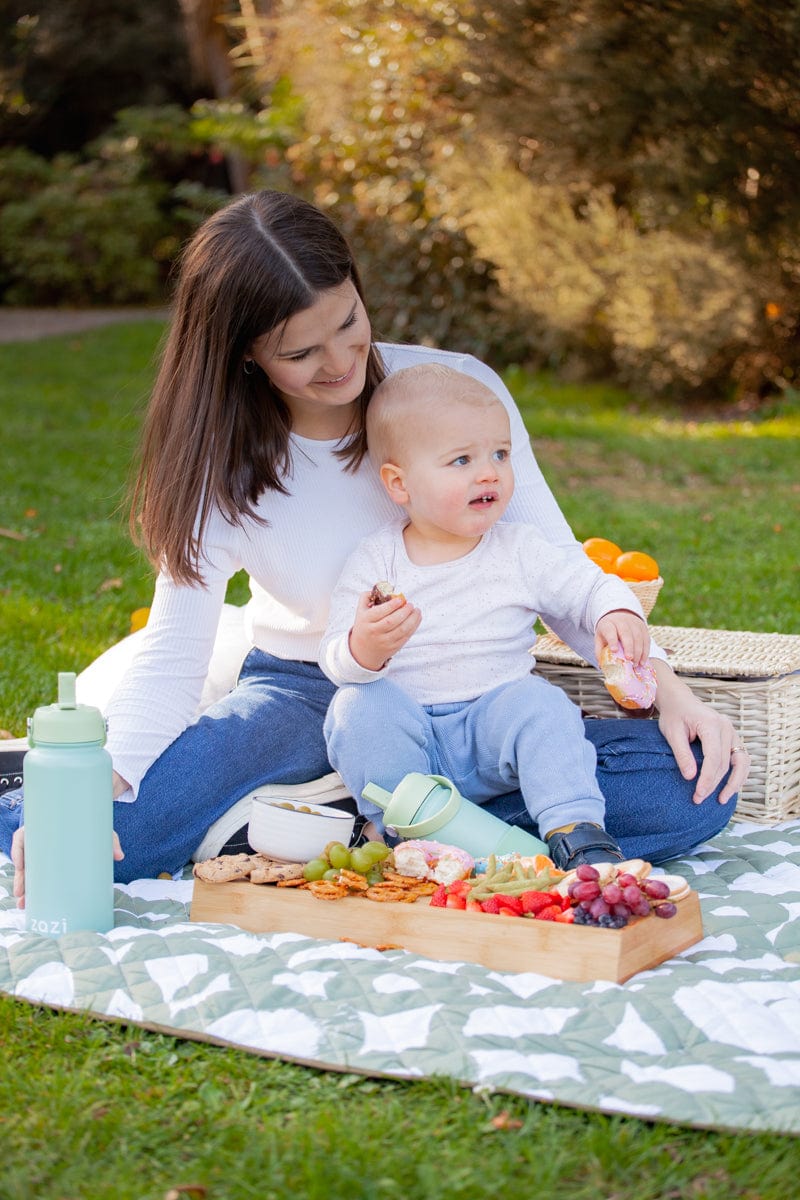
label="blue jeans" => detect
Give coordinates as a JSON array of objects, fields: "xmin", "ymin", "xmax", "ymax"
[
  {"xmin": 324, "ymin": 675, "xmax": 608, "ymax": 838},
  {"xmin": 0, "ymin": 653, "xmax": 735, "ymax": 879}
]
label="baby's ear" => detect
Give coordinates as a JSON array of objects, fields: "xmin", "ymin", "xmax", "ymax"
[{"xmin": 379, "ymin": 462, "xmax": 409, "ymax": 506}]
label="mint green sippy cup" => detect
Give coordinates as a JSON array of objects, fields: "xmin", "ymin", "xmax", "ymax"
[
  {"xmin": 23, "ymin": 672, "xmax": 114, "ymax": 937},
  {"xmin": 361, "ymin": 773, "xmax": 548, "ymax": 857}
]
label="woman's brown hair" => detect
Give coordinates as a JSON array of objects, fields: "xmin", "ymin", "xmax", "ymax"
[{"xmin": 130, "ymin": 190, "xmax": 385, "ymax": 585}]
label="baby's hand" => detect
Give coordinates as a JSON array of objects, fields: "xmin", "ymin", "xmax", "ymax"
[
  {"xmin": 348, "ymin": 591, "xmax": 421, "ymax": 671},
  {"xmin": 595, "ymin": 610, "xmax": 650, "ymax": 667}
]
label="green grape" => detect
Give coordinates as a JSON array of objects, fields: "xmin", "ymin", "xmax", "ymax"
[
  {"xmin": 327, "ymin": 842, "xmax": 351, "ymax": 870},
  {"xmin": 323, "ymin": 868, "xmax": 341, "ymax": 881},
  {"xmin": 361, "ymin": 840, "xmax": 391, "ymax": 865},
  {"xmin": 302, "ymin": 858, "xmax": 328, "ymax": 882},
  {"xmin": 349, "ymin": 845, "xmax": 373, "ymax": 875},
  {"xmin": 366, "ymin": 865, "xmax": 385, "ymax": 885}
]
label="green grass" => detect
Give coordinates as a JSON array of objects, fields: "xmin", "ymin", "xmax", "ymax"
[
  {"xmin": 1, "ymin": 997, "xmax": 798, "ymax": 1200},
  {"xmin": 2, "ymin": 325, "xmax": 799, "ymax": 1196}
]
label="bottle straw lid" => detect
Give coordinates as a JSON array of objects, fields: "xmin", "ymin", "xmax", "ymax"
[
  {"xmin": 362, "ymin": 773, "xmax": 462, "ymax": 838},
  {"xmin": 28, "ymin": 672, "xmax": 107, "ymax": 747}
]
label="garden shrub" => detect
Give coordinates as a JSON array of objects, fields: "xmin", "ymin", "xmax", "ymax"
[
  {"xmin": 0, "ymin": 149, "xmax": 167, "ymax": 304},
  {"xmin": 442, "ymin": 146, "xmax": 758, "ymax": 399}
]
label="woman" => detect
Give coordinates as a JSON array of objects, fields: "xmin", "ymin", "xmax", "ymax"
[{"xmin": 3, "ymin": 189, "xmax": 749, "ymax": 888}]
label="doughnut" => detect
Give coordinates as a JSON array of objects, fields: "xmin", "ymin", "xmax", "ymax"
[
  {"xmin": 599, "ymin": 644, "xmax": 657, "ymax": 710},
  {"xmin": 392, "ymin": 839, "xmax": 474, "ymax": 885}
]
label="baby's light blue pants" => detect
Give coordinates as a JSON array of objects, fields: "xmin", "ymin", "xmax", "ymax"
[{"xmin": 324, "ymin": 674, "xmax": 607, "ymax": 839}]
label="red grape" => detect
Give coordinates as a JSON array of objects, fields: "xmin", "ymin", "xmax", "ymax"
[
  {"xmin": 643, "ymin": 879, "xmax": 670, "ymax": 900},
  {"xmin": 602, "ymin": 883, "xmax": 623, "ymax": 906}
]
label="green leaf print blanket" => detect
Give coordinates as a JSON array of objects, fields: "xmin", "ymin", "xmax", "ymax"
[{"xmin": 2, "ymin": 819, "xmax": 799, "ymax": 1136}]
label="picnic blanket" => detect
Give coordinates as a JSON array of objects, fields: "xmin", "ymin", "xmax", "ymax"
[{"xmin": 2, "ymin": 819, "xmax": 800, "ymax": 1136}]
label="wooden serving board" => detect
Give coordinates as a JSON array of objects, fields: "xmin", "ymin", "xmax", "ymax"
[{"xmin": 190, "ymin": 880, "xmax": 704, "ymax": 984}]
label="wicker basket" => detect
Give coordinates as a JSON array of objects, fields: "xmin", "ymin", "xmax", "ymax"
[
  {"xmin": 625, "ymin": 576, "xmax": 664, "ymax": 618},
  {"xmin": 533, "ymin": 625, "xmax": 800, "ymax": 825}
]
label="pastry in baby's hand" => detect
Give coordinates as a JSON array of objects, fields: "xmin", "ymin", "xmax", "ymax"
[
  {"xmin": 599, "ymin": 644, "xmax": 657, "ymax": 710},
  {"xmin": 367, "ymin": 580, "xmax": 405, "ymax": 607}
]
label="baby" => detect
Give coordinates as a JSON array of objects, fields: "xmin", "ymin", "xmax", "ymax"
[{"xmin": 319, "ymin": 363, "xmax": 652, "ymax": 869}]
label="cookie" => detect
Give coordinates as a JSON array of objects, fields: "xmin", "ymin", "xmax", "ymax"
[
  {"xmin": 249, "ymin": 859, "xmax": 306, "ymax": 885},
  {"xmin": 193, "ymin": 853, "xmax": 255, "ymax": 883}
]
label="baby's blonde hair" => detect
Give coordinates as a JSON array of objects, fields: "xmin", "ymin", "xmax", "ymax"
[{"xmin": 366, "ymin": 363, "xmax": 503, "ymax": 467}]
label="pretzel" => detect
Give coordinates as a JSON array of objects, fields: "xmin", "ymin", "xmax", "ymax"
[
  {"xmin": 406, "ymin": 880, "xmax": 437, "ymax": 896},
  {"xmin": 337, "ymin": 868, "xmax": 370, "ymax": 891},
  {"xmin": 307, "ymin": 880, "xmax": 349, "ymax": 900},
  {"xmin": 380, "ymin": 869, "xmax": 427, "ymax": 886},
  {"xmin": 365, "ymin": 884, "xmax": 409, "ymax": 903}
]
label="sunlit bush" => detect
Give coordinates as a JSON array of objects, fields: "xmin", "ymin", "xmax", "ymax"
[{"xmin": 442, "ymin": 148, "xmax": 759, "ymax": 398}]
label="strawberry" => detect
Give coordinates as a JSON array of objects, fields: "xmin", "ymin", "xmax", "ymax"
[
  {"xmin": 498, "ymin": 905, "xmax": 522, "ymax": 918},
  {"xmin": 554, "ymin": 908, "xmax": 576, "ymax": 923},
  {"xmin": 448, "ymin": 879, "xmax": 472, "ymax": 898},
  {"xmin": 494, "ymin": 893, "xmax": 523, "ymax": 916},
  {"xmin": 533, "ymin": 903, "xmax": 562, "ymax": 921},
  {"xmin": 479, "ymin": 895, "xmax": 504, "ymax": 915},
  {"xmin": 429, "ymin": 884, "xmax": 448, "ymax": 908},
  {"xmin": 466, "ymin": 899, "xmax": 483, "ymax": 912},
  {"xmin": 446, "ymin": 892, "xmax": 466, "ymax": 910},
  {"xmin": 520, "ymin": 890, "xmax": 560, "ymax": 915}
]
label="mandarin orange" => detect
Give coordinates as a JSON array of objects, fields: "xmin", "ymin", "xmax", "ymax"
[
  {"xmin": 582, "ymin": 536, "xmax": 622, "ymax": 572},
  {"xmin": 613, "ymin": 550, "xmax": 660, "ymax": 581}
]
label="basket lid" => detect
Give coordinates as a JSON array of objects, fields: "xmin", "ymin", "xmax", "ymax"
[{"xmin": 533, "ymin": 626, "xmax": 800, "ymax": 679}]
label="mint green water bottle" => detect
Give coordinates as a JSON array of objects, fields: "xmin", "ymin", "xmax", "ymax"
[{"xmin": 23, "ymin": 672, "xmax": 114, "ymax": 937}]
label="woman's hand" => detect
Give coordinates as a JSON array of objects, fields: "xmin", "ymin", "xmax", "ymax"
[
  {"xmin": 348, "ymin": 591, "xmax": 422, "ymax": 672},
  {"xmin": 652, "ymin": 659, "xmax": 751, "ymax": 804},
  {"xmin": 11, "ymin": 826, "xmax": 125, "ymax": 910}
]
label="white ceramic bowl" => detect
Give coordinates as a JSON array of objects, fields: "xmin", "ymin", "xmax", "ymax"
[{"xmin": 248, "ymin": 796, "xmax": 355, "ymax": 863}]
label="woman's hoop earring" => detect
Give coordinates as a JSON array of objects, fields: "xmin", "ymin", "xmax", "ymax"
[{"xmin": 243, "ymin": 359, "xmax": 256, "ymax": 376}]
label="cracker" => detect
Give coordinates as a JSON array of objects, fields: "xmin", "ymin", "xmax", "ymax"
[
  {"xmin": 657, "ymin": 873, "xmax": 691, "ymax": 902},
  {"xmin": 617, "ymin": 858, "xmax": 652, "ymax": 881}
]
